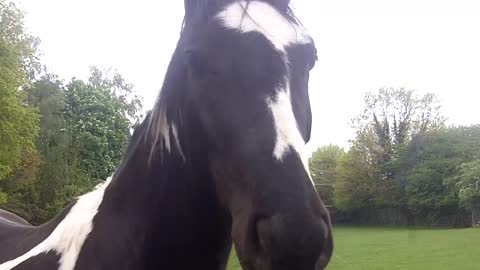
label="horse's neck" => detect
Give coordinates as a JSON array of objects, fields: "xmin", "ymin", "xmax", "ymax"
[{"xmin": 78, "ymin": 140, "xmax": 232, "ymax": 269}]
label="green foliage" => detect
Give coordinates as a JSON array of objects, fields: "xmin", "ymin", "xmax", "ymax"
[
  {"xmin": 335, "ymin": 150, "xmax": 371, "ymax": 211},
  {"xmin": 335, "ymin": 123, "xmax": 480, "ymax": 225},
  {"xmin": 0, "ymin": 74, "xmax": 68, "ymax": 223},
  {"xmin": 0, "ymin": 0, "xmax": 39, "ymax": 180},
  {"xmin": 330, "ymin": 89, "xmax": 480, "ymax": 227},
  {"xmin": 334, "ymin": 88, "xmax": 448, "ymax": 215},
  {"xmin": 440, "ymin": 126, "xmax": 480, "ymax": 210},
  {"xmin": 309, "ymin": 145, "xmax": 344, "ymax": 184},
  {"xmin": 64, "ymin": 67, "xmax": 142, "ymax": 180},
  {"xmin": 309, "ymin": 145, "xmax": 344, "ymax": 206},
  {"xmin": 354, "ymin": 88, "xmax": 445, "ymax": 145},
  {"xmin": 405, "ymin": 160, "xmax": 458, "ymax": 212},
  {"xmin": 1, "ymin": 67, "xmax": 142, "ymax": 223},
  {"xmin": 401, "ymin": 126, "xmax": 480, "ymax": 213},
  {"xmin": 0, "ymin": 149, "xmax": 43, "ymax": 221},
  {"xmin": 353, "ymin": 88, "xmax": 445, "ymax": 181},
  {"xmin": 26, "ymin": 74, "xmax": 69, "ymax": 210},
  {"xmin": 453, "ymin": 160, "xmax": 480, "ymax": 209},
  {"xmin": 335, "ymin": 142, "xmax": 397, "ymax": 211},
  {"xmin": 0, "ymin": 0, "xmax": 40, "ymax": 79},
  {"xmin": 0, "ymin": 192, "xmax": 6, "ymax": 204},
  {"xmin": 335, "ymin": 126, "xmax": 403, "ymax": 211}
]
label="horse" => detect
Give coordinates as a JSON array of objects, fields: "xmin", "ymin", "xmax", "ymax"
[{"xmin": 0, "ymin": 0, "xmax": 333, "ymax": 269}]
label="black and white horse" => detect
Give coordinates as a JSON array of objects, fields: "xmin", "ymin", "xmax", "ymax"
[{"xmin": 0, "ymin": 0, "xmax": 333, "ymax": 269}]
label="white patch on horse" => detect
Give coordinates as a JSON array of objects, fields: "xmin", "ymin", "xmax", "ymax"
[
  {"xmin": 0, "ymin": 177, "xmax": 113, "ymax": 270},
  {"xmin": 217, "ymin": 1, "xmax": 314, "ymax": 186},
  {"xmin": 267, "ymin": 86, "xmax": 314, "ymax": 186},
  {"xmin": 216, "ymin": 1, "xmax": 310, "ymax": 52}
]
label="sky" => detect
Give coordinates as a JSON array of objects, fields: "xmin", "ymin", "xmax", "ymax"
[{"xmin": 14, "ymin": 0, "xmax": 480, "ymax": 153}]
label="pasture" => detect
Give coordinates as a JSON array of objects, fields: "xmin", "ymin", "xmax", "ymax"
[{"xmin": 227, "ymin": 226, "xmax": 480, "ymax": 270}]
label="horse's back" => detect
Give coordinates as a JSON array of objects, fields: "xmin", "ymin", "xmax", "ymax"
[{"xmin": 0, "ymin": 209, "xmax": 31, "ymax": 226}]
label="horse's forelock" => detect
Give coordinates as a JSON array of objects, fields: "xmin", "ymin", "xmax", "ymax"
[{"xmin": 183, "ymin": 0, "xmax": 295, "ymax": 26}]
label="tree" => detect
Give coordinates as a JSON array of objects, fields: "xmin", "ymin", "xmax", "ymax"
[
  {"xmin": 453, "ymin": 160, "xmax": 480, "ymax": 209},
  {"xmin": 353, "ymin": 88, "xmax": 445, "ymax": 180},
  {"xmin": 442, "ymin": 125, "xmax": 480, "ymax": 210},
  {"xmin": 1, "ymin": 69, "xmax": 143, "ymax": 224},
  {"xmin": 399, "ymin": 126, "xmax": 480, "ymax": 220},
  {"xmin": 64, "ymin": 67, "xmax": 143, "ymax": 180},
  {"xmin": 355, "ymin": 88, "xmax": 445, "ymax": 145},
  {"xmin": 0, "ymin": 74, "xmax": 67, "ymax": 222},
  {"xmin": 334, "ymin": 130, "xmax": 398, "ymax": 211},
  {"xmin": 2, "ymin": 68, "xmax": 143, "ymax": 223},
  {"xmin": 0, "ymin": 0, "xmax": 40, "ymax": 78},
  {"xmin": 336, "ymin": 88, "xmax": 446, "ymax": 214},
  {"xmin": 335, "ymin": 150, "xmax": 369, "ymax": 211},
  {"xmin": 0, "ymin": 0, "xmax": 39, "ymax": 181},
  {"xmin": 0, "ymin": 149, "xmax": 44, "ymax": 221},
  {"xmin": 309, "ymin": 145, "xmax": 344, "ymax": 206},
  {"xmin": 26, "ymin": 74, "xmax": 69, "ymax": 211}
]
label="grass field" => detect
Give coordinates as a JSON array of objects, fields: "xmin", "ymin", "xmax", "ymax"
[{"xmin": 227, "ymin": 227, "xmax": 480, "ymax": 270}]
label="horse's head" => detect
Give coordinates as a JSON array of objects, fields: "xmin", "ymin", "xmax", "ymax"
[{"xmin": 150, "ymin": 0, "xmax": 333, "ymax": 269}]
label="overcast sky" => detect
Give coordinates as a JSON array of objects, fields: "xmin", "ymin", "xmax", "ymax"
[{"xmin": 15, "ymin": 0, "xmax": 480, "ymax": 152}]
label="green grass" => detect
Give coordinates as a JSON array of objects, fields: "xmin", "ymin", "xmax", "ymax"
[{"xmin": 227, "ymin": 226, "xmax": 480, "ymax": 270}]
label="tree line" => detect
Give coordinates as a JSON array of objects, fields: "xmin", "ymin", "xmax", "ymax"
[
  {"xmin": 310, "ymin": 88, "xmax": 480, "ymax": 226},
  {"xmin": 0, "ymin": 1, "xmax": 142, "ymax": 224}
]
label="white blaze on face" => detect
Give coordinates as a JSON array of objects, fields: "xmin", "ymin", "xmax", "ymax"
[
  {"xmin": 216, "ymin": 1, "xmax": 310, "ymax": 52},
  {"xmin": 0, "ymin": 176, "xmax": 113, "ymax": 270},
  {"xmin": 217, "ymin": 1, "xmax": 315, "ymax": 185},
  {"xmin": 267, "ymin": 90, "xmax": 312, "ymax": 180}
]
